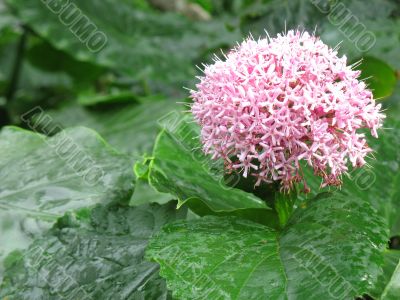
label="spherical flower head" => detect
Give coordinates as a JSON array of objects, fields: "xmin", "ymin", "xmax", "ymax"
[{"xmin": 190, "ymin": 30, "xmax": 385, "ymax": 192}]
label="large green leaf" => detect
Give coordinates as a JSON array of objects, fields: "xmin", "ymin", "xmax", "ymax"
[
  {"xmin": 0, "ymin": 126, "xmax": 134, "ymax": 273},
  {"xmin": 6, "ymin": 0, "xmax": 239, "ymax": 84},
  {"xmin": 33, "ymin": 100, "xmax": 182, "ymax": 156},
  {"xmin": 147, "ymin": 193, "xmax": 389, "ymax": 299},
  {"xmin": 148, "ymin": 116, "xmax": 278, "ymax": 226},
  {"xmin": 1, "ymin": 202, "xmax": 185, "ymax": 299}
]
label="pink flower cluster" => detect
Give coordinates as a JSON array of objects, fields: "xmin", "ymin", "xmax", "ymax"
[{"xmin": 190, "ymin": 30, "xmax": 384, "ymax": 192}]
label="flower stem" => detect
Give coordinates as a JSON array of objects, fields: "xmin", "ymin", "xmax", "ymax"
[
  {"xmin": 5, "ymin": 27, "xmax": 28, "ymax": 104},
  {"xmin": 274, "ymin": 188, "xmax": 297, "ymax": 228}
]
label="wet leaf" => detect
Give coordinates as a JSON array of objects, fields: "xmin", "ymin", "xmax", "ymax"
[
  {"xmin": 0, "ymin": 202, "xmax": 185, "ymax": 299},
  {"xmin": 148, "ymin": 116, "xmax": 278, "ymax": 227},
  {"xmin": 0, "ymin": 126, "xmax": 134, "ymax": 272},
  {"xmin": 147, "ymin": 193, "xmax": 389, "ymax": 299}
]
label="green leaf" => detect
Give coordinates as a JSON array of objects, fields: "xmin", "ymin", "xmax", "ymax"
[
  {"xmin": 26, "ymin": 39, "xmax": 105, "ymax": 91},
  {"xmin": 356, "ymin": 56, "xmax": 397, "ymax": 99},
  {"xmin": 180, "ymin": 197, "xmax": 280, "ymax": 229},
  {"xmin": 5, "ymin": 36, "xmax": 106, "ymax": 121},
  {"xmin": 381, "ymin": 259, "xmax": 400, "ymax": 299},
  {"xmin": 77, "ymin": 91, "xmax": 137, "ymax": 106},
  {"xmin": 147, "ymin": 193, "xmax": 389, "ymax": 299},
  {"xmin": 0, "ymin": 126, "xmax": 134, "ymax": 272},
  {"xmin": 148, "ymin": 116, "xmax": 277, "ymax": 226},
  {"xmin": 130, "ymin": 178, "xmax": 174, "ymax": 206},
  {"xmin": 33, "ymin": 100, "xmax": 182, "ymax": 156},
  {"xmin": 372, "ymin": 250, "xmax": 400, "ymax": 299},
  {"xmin": 130, "ymin": 157, "xmax": 175, "ymax": 206},
  {"xmin": 190, "ymin": 0, "xmax": 213, "ymax": 13},
  {"xmin": 386, "ymin": 82, "xmax": 400, "ymax": 122},
  {"xmin": 6, "ymin": 0, "xmax": 239, "ymax": 84},
  {"xmin": 134, "ymin": 157, "xmax": 152, "ymax": 180},
  {"xmin": 1, "ymin": 202, "xmax": 185, "ymax": 299},
  {"xmin": 0, "ymin": 36, "xmax": 20, "ymax": 97}
]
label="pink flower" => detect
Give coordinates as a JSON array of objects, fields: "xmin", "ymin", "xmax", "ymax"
[{"xmin": 190, "ymin": 30, "xmax": 384, "ymax": 192}]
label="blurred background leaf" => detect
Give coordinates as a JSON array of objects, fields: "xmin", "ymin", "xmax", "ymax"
[{"xmin": 355, "ymin": 56, "xmax": 396, "ymax": 99}]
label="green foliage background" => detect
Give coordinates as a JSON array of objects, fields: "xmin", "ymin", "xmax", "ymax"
[{"xmin": 0, "ymin": 0, "xmax": 399, "ymax": 299}]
